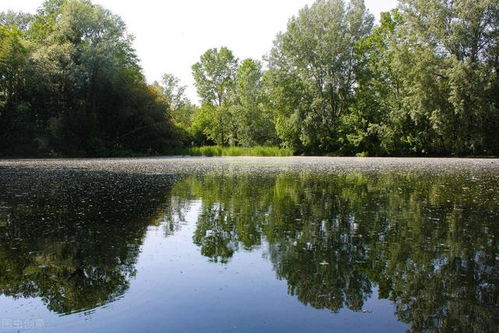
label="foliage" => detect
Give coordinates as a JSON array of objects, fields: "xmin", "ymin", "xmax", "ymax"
[
  {"xmin": 231, "ymin": 59, "xmax": 277, "ymax": 146},
  {"xmin": 339, "ymin": 0, "xmax": 498, "ymax": 156},
  {"xmin": 263, "ymin": 0, "xmax": 498, "ymax": 156},
  {"xmin": 192, "ymin": 47, "xmax": 238, "ymax": 145},
  {"xmin": 191, "ymin": 50, "xmax": 278, "ymax": 147},
  {"xmin": 181, "ymin": 145, "xmax": 293, "ymax": 157},
  {"xmin": 265, "ymin": 0, "xmax": 374, "ymax": 154},
  {"xmin": 1, "ymin": 0, "xmax": 498, "ymax": 156},
  {"xmin": 155, "ymin": 73, "xmax": 188, "ymax": 111},
  {"xmin": 0, "ymin": 0, "xmax": 183, "ymax": 156}
]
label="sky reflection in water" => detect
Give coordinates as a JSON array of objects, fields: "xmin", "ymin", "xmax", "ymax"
[{"xmin": 0, "ymin": 161, "xmax": 497, "ymax": 332}]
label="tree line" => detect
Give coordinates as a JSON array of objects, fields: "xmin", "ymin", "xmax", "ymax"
[
  {"xmin": 1, "ymin": 0, "xmax": 498, "ymax": 156},
  {"xmin": 0, "ymin": 0, "xmax": 186, "ymax": 156}
]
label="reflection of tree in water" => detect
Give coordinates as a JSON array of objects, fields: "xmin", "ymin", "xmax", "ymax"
[
  {"xmin": 266, "ymin": 174, "xmax": 376, "ymax": 313},
  {"xmin": 171, "ymin": 175, "xmax": 272, "ymax": 263},
  {"xmin": 379, "ymin": 195, "xmax": 499, "ymax": 332},
  {"xmin": 174, "ymin": 171, "xmax": 499, "ymax": 331},
  {"xmin": 0, "ymin": 169, "xmax": 174, "ymax": 314},
  {"xmin": 193, "ymin": 203, "xmax": 238, "ymax": 263}
]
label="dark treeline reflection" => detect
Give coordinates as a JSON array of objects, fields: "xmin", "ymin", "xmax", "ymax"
[
  {"xmin": 1, "ymin": 168, "xmax": 497, "ymax": 331},
  {"xmin": 0, "ymin": 170, "xmax": 174, "ymax": 314},
  {"xmin": 166, "ymin": 171, "xmax": 499, "ymax": 332}
]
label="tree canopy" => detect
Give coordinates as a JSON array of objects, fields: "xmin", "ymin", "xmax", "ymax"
[
  {"xmin": 0, "ymin": 0, "xmax": 183, "ymax": 156},
  {"xmin": 1, "ymin": 0, "xmax": 498, "ymax": 156}
]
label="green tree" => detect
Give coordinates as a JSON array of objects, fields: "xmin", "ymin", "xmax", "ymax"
[
  {"xmin": 231, "ymin": 59, "xmax": 277, "ymax": 146},
  {"xmin": 266, "ymin": 0, "xmax": 374, "ymax": 154},
  {"xmin": 338, "ymin": 10, "xmax": 406, "ymax": 155},
  {"xmin": 0, "ymin": 0, "xmax": 183, "ymax": 156},
  {"xmin": 398, "ymin": 0, "xmax": 499, "ymax": 154},
  {"xmin": 192, "ymin": 47, "xmax": 238, "ymax": 145},
  {"xmin": 0, "ymin": 25, "xmax": 37, "ymax": 154},
  {"xmin": 155, "ymin": 73, "xmax": 195, "ymax": 143},
  {"xmin": 0, "ymin": 11, "xmax": 33, "ymax": 31},
  {"xmin": 156, "ymin": 73, "xmax": 188, "ymax": 112},
  {"xmin": 190, "ymin": 105, "xmax": 219, "ymax": 146}
]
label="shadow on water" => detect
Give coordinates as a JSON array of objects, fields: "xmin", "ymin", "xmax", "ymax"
[
  {"xmin": 0, "ymin": 169, "xmax": 175, "ymax": 315},
  {"xmin": 0, "ymin": 166, "xmax": 498, "ymax": 331}
]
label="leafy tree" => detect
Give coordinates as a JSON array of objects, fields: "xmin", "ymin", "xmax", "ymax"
[
  {"xmin": 338, "ymin": 10, "xmax": 406, "ymax": 155},
  {"xmin": 231, "ymin": 59, "xmax": 277, "ymax": 146},
  {"xmin": 189, "ymin": 105, "xmax": 214, "ymax": 146},
  {"xmin": 397, "ymin": 0, "xmax": 499, "ymax": 154},
  {"xmin": 0, "ymin": 25, "xmax": 37, "ymax": 154},
  {"xmin": 155, "ymin": 73, "xmax": 189, "ymax": 112},
  {"xmin": 266, "ymin": 0, "xmax": 374, "ymax": 154},
  {"xmin": 0, "ymin": 0, "xmax": 183, "ymax": 156},
  {"xmin": 0, "ymin": 11, "xmax": 33, "ymax": 31},
  {"xmin": 154, "ymin": 73, "xmax": 195, "ymax": 144},
  {"xmin": 192, "ymin": 47, "xmax": 238, "ymax": 145},
  {"xmin": 1, "ymin": 0, "xmax": 498, "ymax": 156}
]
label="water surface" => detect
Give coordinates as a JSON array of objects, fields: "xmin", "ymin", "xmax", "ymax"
[{"xmin": 0, "ymin": 157, "xmax": 498, "ymax": 332}]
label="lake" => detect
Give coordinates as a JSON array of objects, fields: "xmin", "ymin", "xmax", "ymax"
[{"xmin": 0, "ymin": 157, "xmax": 498, "ymax": 332}]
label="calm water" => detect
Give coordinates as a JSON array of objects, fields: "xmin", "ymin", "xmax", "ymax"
[{"xmin": 0, "ymin": 157, "xmax": 498, "ymax": 332}]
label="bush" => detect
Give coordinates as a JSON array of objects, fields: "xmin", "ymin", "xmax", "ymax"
[{"xmin": 181, "ymin": 146, "xmax": 293, "ymax": 157}]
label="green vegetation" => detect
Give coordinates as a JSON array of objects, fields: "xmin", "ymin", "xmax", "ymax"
[
  {"xmin": 0, "ymin": 0, "xmax": 185, "ymax": 157},
  {"xmin": 181, "ymin": 146, "xmax": 293, "ymax": 157},
  {"xmin": 1, "ymin": 0, "xmax": 498, "ymax": 157}
]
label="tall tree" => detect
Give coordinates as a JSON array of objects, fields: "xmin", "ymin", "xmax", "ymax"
[
  {"xmin": 0, "ymin": 25, "xmax": 36, "ymax": 153},
  {"xmin": 0, "ymin": 0, "xmax": 182, "ymax": 156},
  {"xmin": 156, "ymin": 73, "xmax": 188, "ymax": 111},
  {"xmin": 337, "ymin": 10, "xmax": 406, "ymax": 155},
  {"xmin": 192, "ymin": 47, "xmax": 238, "ymax": 145},
  {"xmin": 155, "ymin": 73, "xmax": 195, "ymax": 143},
  {"xmin": 266, "ymin": 0, "xmax": 374, "ymax": 153},
  {"xmin": 232, "ymin": 59, "xmax": 276, "ymax": 146},
  {"xmin": 397, "ymin": 0, "xmax": 499, "ymax": 154}
]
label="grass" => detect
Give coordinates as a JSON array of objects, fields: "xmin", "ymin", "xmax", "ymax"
[{"xmin": 181, "ymin": 146, "xmax": 294, "ymax": 157}]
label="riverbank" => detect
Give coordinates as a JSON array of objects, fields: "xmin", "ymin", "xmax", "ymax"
[{"xmin": 180, "ymin": 146, "xmax": 293, "ymax": 157}]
